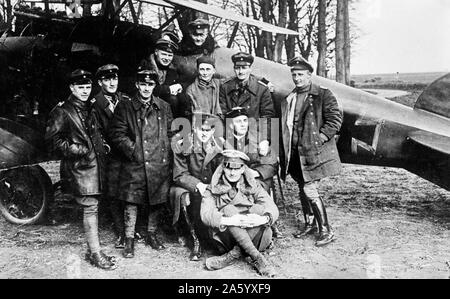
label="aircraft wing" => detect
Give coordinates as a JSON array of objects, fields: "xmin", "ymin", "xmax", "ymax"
[
  {"xmin": 164, "ymin": 0, "xmax": 299, "ymax": 36},
  {"xmin": 408, "ymin": 131, "xmax": 450, "ymax": 155},
  {"xmin": 140, "ymin": 0, "xmax": 174, "ymax": 8}
]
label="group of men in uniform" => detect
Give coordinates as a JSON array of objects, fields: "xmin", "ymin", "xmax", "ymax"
[{"xmin": 44, "ymin": 18, "xmax": 342, "ymax": 277}]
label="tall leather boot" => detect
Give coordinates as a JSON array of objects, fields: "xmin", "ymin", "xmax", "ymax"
[
  {"xmin": 310, "ymin": 197, "xmax": 335, "ymax": 247},
  {"xmin": 293, "ymin": 190, "xmax": 317, "ymax": 238}
]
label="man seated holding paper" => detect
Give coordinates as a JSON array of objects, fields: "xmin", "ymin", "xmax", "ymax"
[{"xmin": 200, "ymin": 149, "xmax": 279, "ymax": 277}]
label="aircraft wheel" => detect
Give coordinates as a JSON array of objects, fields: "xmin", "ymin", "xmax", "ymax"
[{"xmin": 0, "ymin": 166, "xmax": 53, "ymax": 225}]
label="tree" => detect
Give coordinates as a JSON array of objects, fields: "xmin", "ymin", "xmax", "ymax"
[
  {"xmin": 335, "ymin": 0, "xmax": 346, "ymax": 83},
  {"xmin": 317, "ymin": 0, "xmax": 327, "ymax": 76}
]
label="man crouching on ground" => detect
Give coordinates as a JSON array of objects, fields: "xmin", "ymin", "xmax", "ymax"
[{"xmin": 200, "ymin": 149, "xmax": 279, "ymax": 277}]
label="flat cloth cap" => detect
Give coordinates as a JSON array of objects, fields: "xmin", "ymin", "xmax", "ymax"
[
  {"xmin": 136, "ymin": 66, "xmax": 159, "ymax": 84},
  {"xmin": 222, "ymin": 149, "xmax": 250, "ymax": 168},
  {"xmin": 155, "ymin": 38, "xmax": 179, "ymax": 53},
  {"xmin": 96, "ymin": 64, "xmax": 119, "ymax": 80},
  {"xmin": 231, "ymin": 52, "xmax": 254, "ymax": 66},
  {"xmin": 196, "ymin": 55, "xmax": 215, "ymax": 68},
  {"xmin": 225, "ymin": 106, "xmax": 248, "ymax": 119},
  {"xmin": 192, "ymin": 111, "xmax": 220, "ymax": 129},
  {"xmin": 288, "ymin": 56, "xmax": 314, "ymax": 73},
  {"xmin": 70, "ymin": 69, "xmax": 92, "ymax": 85}
]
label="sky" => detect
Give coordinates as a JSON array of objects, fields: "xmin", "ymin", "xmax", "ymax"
[{"xmin": 351, "ymin": 0, "xmax": 450, "ymax": 74}]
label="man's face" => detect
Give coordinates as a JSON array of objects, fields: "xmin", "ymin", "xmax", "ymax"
[
  {"xmin": 155, "ymin": 49, "xmax": 174, "ymax": 67},
  {"xmin": 198, "ymin": 63, "xmax": 215, "ymax": 82},
  {"xmin": 194, "ymin": 124, "xmax": 215, "ymax": 143},
  {"xmin": 231, "ymin": 115, "xmax": 249, "ymax": 137},
  {"xmin": 291, "ymin": 69, "xmax": 312, "ymax": 89},
  {"xmin": 98, "ymin": 75, "xmax": 118, "ymax": 94},
  {"xmin": 224, "ymin": 164, "xmax": 245, "ymax": 183},
  {"xmin": 70, "ymin": 83, "xmax": 92, "ymax": 101},
  {"xmin": 234, "ymin": 65, "xmax": 252, "ymax": 82},
  {"xmin": 135, "ymin": 81, "xmax": 156, "ymax": 100},
  {"xmin": 190, "ymin": 29, "xmax": 208, "ymax": 46}
]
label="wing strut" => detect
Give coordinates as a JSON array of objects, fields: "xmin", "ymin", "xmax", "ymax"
[{"xmin": 227, "ymin": 23, "xmax": 240, "ymax": 48}]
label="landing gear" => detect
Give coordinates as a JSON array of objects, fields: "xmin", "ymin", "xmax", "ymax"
[{"xmin": 0, "ymin": 165, "xmax": 53, "ymax": 225}]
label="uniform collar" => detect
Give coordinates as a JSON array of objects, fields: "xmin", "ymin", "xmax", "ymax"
[
  {"xmin": 131, "ymin": 95, "xmax": 160, "ymax": 111},
  {"xmin": 69, "ymin": 94, "xmax": 89, "ymax": 110}
]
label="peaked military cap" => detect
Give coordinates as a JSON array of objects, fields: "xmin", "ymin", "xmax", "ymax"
[
  {"xmin": 69, "ymin": 69, "xmax": 92, "ymax": 85},
  {"xmin": 155, "ymin": 38, "xmax": 179, "ymax": 53},
  {"xmin": 196, "ymin": 55, "xmax": 215, "ymax": 68},
  {"xmin": 136, "ymin": 66, "xmax": 159, "ymax": 84},
  {"xmin": 161, "ymin": 23, "xmax": 180, "ymax": 44},
  {"xmin": 96, "ymin": 64, "xmax": 119, "ymax": 80},
  {"xmin": 192, "ymin": 111, "xmax": 220, "ymax": 129},
  {"xmin": 222, "ymin": 149, "xmax": 250, "ymax": 169},
  {"xmin": 288, "ymin": 56, "xmax": 314, "ymax": 73},
  {"xmin": 231, "ymin": 52, "xmax": 254, "ymax": 67},
  {"xmin": 188, "ymin": 18, "xmax": 210, "ymax": 33},
  {"xmin": 225, "ymin": 106, "xmax": 248, "ymax": 119}
]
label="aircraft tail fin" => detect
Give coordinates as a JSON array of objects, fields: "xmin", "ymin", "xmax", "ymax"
[{"xmin": 414, "ymin": 73, "xmax": 450, "ymax": 119}]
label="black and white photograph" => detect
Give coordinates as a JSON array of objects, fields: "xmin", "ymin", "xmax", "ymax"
[{"xmin": 0, "ymin": 0, "xmax": 449, "ymax": 282}]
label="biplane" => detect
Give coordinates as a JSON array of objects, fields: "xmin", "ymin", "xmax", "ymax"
[{"xmin": 0, "ymin": 0, "xmax": 449, "ymax": 225}]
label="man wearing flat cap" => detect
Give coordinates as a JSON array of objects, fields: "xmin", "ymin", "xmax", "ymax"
[
  {"xmin": 179, "ymin": 18, "xmax": 217, "ymax": 56},
  {"xmin": 185, "ymin": 56, "xmax": 222, "ymax": 116},
  {"xmin": 280, "ymin": 56, "xmax": 342, "ymax": 247},
  {"xmin": 220, "ymin": 51, "xmax": 275, "ymax": 157},
  {"xmin": 90, "ymin": 64, "xmax": 130, "ymax": 249},
  {"xmin": 109, "ymin": 66, "xmax": 174, "ymax": 258},
  {"xmin": 170, "ymin": 111, "xmax": 223, "ymax": 261},
  {"xmin": 45, "ymin": 69, "xmax": 117, "ymax": 270},
  {"xmin": 140, "ymin": 38, "xmax": 191, "ymax": 118},
  {"xmin": 200, "ymin": 149, "xmax": 279, "ymax": 277}
]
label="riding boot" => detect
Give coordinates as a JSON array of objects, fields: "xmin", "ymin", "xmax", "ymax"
[
  {"xmin": 123, "ymin": 237, "xmax": 135, "ymax": 258},
  {"xmin": 293, "ymin": 190, "xmax": 317, "ymax": 238},
  {"xmin": 310, "ymin": 197, "xmax": 335, "ymax": 247}
]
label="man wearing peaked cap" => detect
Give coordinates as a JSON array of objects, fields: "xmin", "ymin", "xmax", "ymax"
[
  {"xmin": 200, "ymin": 149, "xmax": 279, "ymax": 277},
  {"xmin": 91, "ymin": 63, "xmax": 130, "ymax": 249},
  {"xmin": 45, "ymin": 70, "xmax": 117, "ymax": 270},
  {"xmin": 186, "ymin": 55, "xmax": 222, "ymax": 116},
  {"xmin": 140, "ymin": 39, "xmax": 191, "ymax": 118},
  {"xmin": 288, "ymin": 56, "xmax": 314, "ymax": 73},
  {"xmin": 108, "ymin": 65, "xmax": 174, "ymax": 258},
  {"xmin": 280, "ymin": 55, "xmax": 342, "ymax": 246},
  {"xmin": 170, "ymin": 111, "xmax": 223, "ymax": 261},
  {"xmin": 220, "ymin": 51, "xmax": 275, "ymax": 158},
  {"xmin": 180, "ymin": 18, "xmax": 217, "ymax": 56}
]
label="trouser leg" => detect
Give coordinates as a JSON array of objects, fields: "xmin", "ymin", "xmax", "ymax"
[
  {"xmin": 110, "ymin": 197, "xmax": 124, "ymax": 236},
  {"xmin": 82, "ymin": 198, "xmax": 100, "ymax": 254},
  {"xmin": 303, "ymin": 181, "xmax": 330, "ymax": 233},
  {"xmin": 299, "ymin": 187, "xmax": 315, "ymax": 225},
  {"xmin": 124, "ymin": 204, "xmax": 138, "ymax": 239},
  {"xmin": 228, "ymin": 226, "xmax": 261, "ymax": 260}
]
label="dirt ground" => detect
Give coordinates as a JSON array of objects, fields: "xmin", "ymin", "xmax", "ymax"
[{"xmin": 1, "ymin": 89, "xmax": 450, "ymax": 279}]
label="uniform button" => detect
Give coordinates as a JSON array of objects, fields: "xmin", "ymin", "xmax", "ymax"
[
  {"xmin": 158, "ymin": 117, "xmax": 161, "ymax": 120},
  {"xmin": 315, "ymin": 142, "xmax": 318, "ymax": 145},
  {"xmin": 144, "ymin": 140, "xmax": 148, "ymax": 143},
  {"xmin": 310, "ymin": 112, "xmax": 313, "ymax": 115},
  {"xmin": 313, "ymin": 132, "xmax": 316, "ymax": 135},
  {"xmin": 138, "ymin": 119, "xmax": 141, "ymax": 122},
  {"xmin": 204, "ymin": 177, "xmax": 207, "ymax": 180},
  {"xmin": 311, "ymin": 122, "xmax": 314, "ymax": 125},
  {"xmin": 145, "ymin": 162, "xmax": 149, "ymax": 165},
  {"xmin": 163, "ymin": 159, "xmax": 166, "ymax": 163}
]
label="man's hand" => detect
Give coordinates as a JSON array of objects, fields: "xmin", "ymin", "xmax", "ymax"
[
  {"xmin": 267, "ymin": 82, "xmax": 275, "ymax": 93},
  {"xmin": 221, "ymin": 214, "xmax": 270, "ymax": 228},
  {"xmin": 319, "ymin": 133, "xmax": 329, "ymax": 144},
  {"xmin": 196, "ymin": 183, "xmax": 208, "ymax": 197},
  {"xmin": 258, "ymin": 140, "xmax": 270, "ymax": 156},
  {"xmin": 170, "ymin": 83, "xmax": 183, "ymax": 95}
]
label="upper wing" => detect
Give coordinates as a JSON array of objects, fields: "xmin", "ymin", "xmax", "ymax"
[
  {"xmin": 164, "ymin": 0, "xmax": 299, "ymax": 36},
  {"xmin": 140, "ymin": 0, "xmax": 175, "ymax": 8}
]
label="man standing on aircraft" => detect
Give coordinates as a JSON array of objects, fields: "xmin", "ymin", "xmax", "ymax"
[
  {"xmin": 185, "ymin": 56, "xmax": 222, "ymax": 116},
  {"xmin": 179, "ymin": 18, "xmax": 217, "ymax": 56},
  {"xmin": 280, "ymin": 56, "xmax": 342, "ymax": 247},
  {"xmin": 45, "ymin": 69, "xmax": 117, "ymax": 270},
  {"xmin": 171, "ymin": 112, "xmax": 223, "ymax": 261},
  {"xmin": 140, "ymin": 38, "xmax": 190, "ymax": 118},
  {"xmin": 108, "ymin": 67, "xmax": 174, "ymax": 258},
  {"xmin": 91, "ymin": 64, "xmax": 130, "ymax": 249},
  {"xmin": 219, "ymin": 52, "xmax": 275, "ymax": 156},
  {"xmin": 201, "ymin": 150, "xmax": 278, "ymax": 277}
]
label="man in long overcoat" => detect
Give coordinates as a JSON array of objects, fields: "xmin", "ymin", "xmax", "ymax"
[
  {"xmin": 108, "ymin": 67, "xmax": 174, "ymax": 258},
  {"xmin": 45, "ymin": 69, "xmax": 116, "ymax": 270},
  {"xmin": 91, "ymin": 64, "xmax": 130, "ymax": 248},
  {"xmin": 170, "ymin": 112, "xmax": 223, "ymax": 261},
  {"xmin": 280, "ymin": 56, "xmax": 342, "ymax": 247}
]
